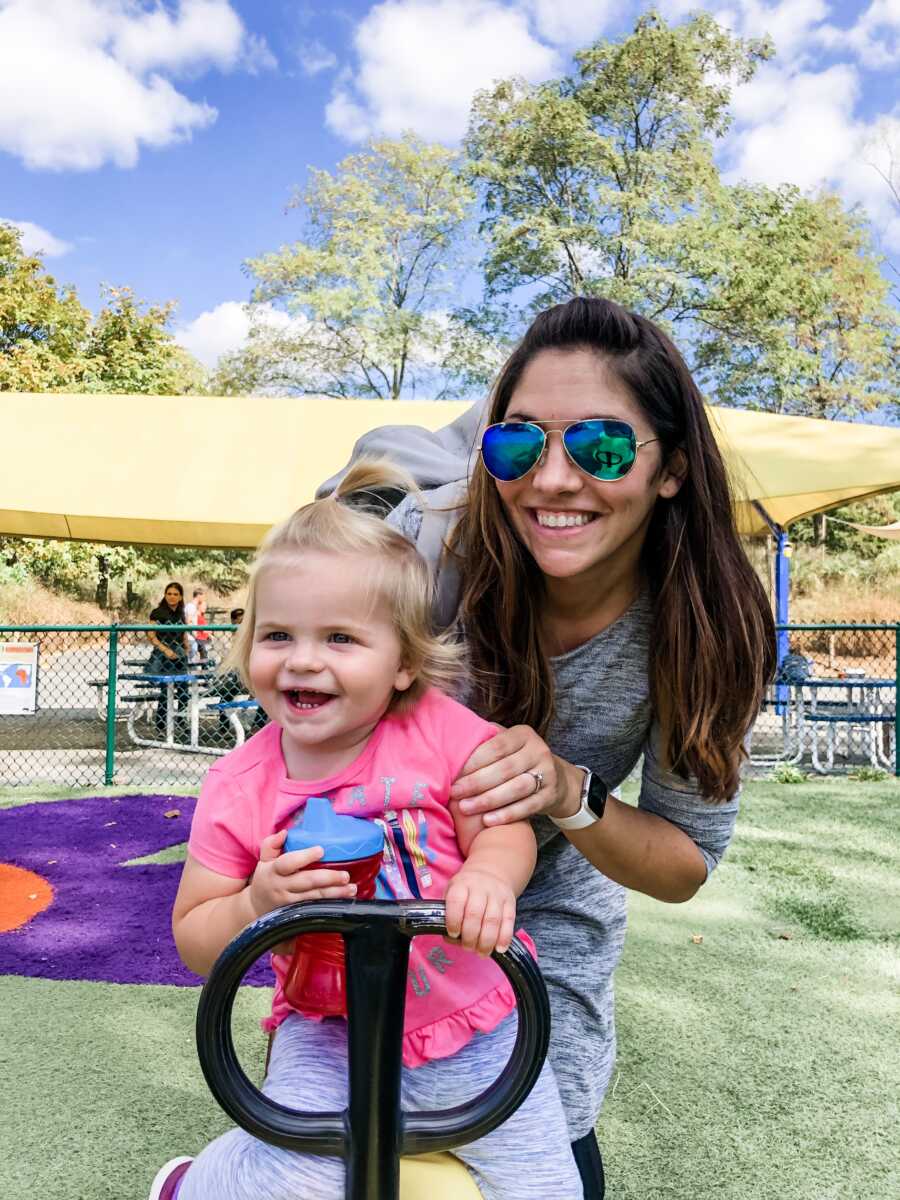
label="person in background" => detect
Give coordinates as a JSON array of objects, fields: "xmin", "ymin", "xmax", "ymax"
[
  {"xmin": 147, "ymin": 582, "xmax": 191, "ymax": 736},
  {"xmin": 185, "ymin": 588, "xmax": 209, "ymax": 664},
  {"xmin": 214, "ymin": 607, "xmax": 268, "ymax": 740}
]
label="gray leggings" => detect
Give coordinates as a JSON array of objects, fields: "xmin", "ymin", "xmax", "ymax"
[{"xmin": 180, "ymin": 1014, "xmax": 582, "ymax": 1200}]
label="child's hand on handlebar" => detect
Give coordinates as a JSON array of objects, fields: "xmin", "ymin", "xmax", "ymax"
[
  {"xmin": 444, "ymin": 866, "xmax": 517, "ymax": 958},
  {"xmin": 247, "ymin": 830, "xmax": 359, "ymax": 919}
]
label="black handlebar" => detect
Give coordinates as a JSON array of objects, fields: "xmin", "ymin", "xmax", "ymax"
[{"xmin": 196, "ymin": 899, "xmax": 551, "ymax": 1200}]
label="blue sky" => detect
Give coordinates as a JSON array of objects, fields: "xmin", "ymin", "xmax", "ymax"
[{"xmin": 1, "ymin": 0, "xmax": 898, "ymax": 370}]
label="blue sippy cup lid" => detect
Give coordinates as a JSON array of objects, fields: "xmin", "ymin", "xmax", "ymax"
[{"xmin": 283, "ymin": 796, "xmax": 383, "ymax": 861}]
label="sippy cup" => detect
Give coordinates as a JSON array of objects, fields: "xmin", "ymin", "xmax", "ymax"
[{"xmin": 281, "ymin": 796, "xmax": 384, "ymax": 1017}]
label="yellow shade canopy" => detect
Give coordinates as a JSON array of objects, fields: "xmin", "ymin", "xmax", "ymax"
[
  {"xmin": 836, "ymin": 520, "xmax": 900, "ymax": 541},
  {"xmin": 2, "ymin": 393, "xmax": 899, "ymax": 547}
]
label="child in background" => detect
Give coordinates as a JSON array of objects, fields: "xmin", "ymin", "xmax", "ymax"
[
  {"xmin": 184, "ymin": 588, "xmax": 208, "ymax": 664},
  {"xmin": 150, "ymin": 460, "xmax": 582, "ymax": 1200}
]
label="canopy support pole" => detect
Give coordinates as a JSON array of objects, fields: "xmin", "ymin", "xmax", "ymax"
[{"xmin": 753, "ymin": 502, "xmax": 791, "ymax": 710}]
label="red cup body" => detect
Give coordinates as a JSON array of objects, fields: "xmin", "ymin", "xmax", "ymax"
[{"xmin": 282, "ymin": 849, "xmax": 383, "ymax": 1017}]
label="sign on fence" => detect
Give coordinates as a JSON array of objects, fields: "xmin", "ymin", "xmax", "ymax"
[{"xmin": 0, "ymin": 642, "xmax": 39, "ymax": 715}]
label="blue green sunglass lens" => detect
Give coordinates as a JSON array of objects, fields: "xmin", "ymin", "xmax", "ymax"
[
  {"xmin": 564, "ymin": 420, "xmax": 636, "ymax": 480},
  {"xmin": 481, "ymin": 423, "xmax": 545, "ymax": 481}
]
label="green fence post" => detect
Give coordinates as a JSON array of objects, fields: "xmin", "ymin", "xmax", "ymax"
[
  {"xmin": 895, "ymin": 625, "xmax": 899, "ymax": 779},
  {"xmin": 104, "ymin": 625, "xmax": 119, "ymax": 786}
]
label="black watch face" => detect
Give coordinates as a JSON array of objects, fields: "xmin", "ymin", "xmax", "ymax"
[{"xmin": 586, "ymin": 775, "xmax": 608, "ymax": 818}]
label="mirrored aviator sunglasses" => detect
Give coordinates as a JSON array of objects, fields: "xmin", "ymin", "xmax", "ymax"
[{"xmin": 479, "ymin": 419, "xmax": 656, "ymax": 483}]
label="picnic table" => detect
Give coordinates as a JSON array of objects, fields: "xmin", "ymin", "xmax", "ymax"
[
  {"xmin": 792, "ymin": 678, "xmax": 896, "ymax": 772},
  {"xmin": 118, "ymin": 669, "xmax": 216, "ymax": 754}
]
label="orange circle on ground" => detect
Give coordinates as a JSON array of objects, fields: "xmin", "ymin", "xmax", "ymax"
[{"xmin": 0, "ymin": 864, "xmax": 54, "ymax": 932}]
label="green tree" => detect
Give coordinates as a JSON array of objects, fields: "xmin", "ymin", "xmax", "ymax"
[
  {"xmin": 463, "ymin": 12, "xmax": 898, "ymax": 417},
  {"xmin": 0, "ymin": 223, "xmax": 92, "ymax": 390},
  {"xmin": 0, "ymin": 223, "xmax": 203, "ymax": 395},
  {"xmin": 213, "ymin": 133, "xmax": 488, "ymax": 399},
  {"xmin": 465, "ymin": 11, "xmax": 772, "ymax": 320},
  {"xmin": 692, "ymin": 187, "xmax": 898, "ymax": 418},
  {"xmin": 1, "ymin": 223, "xmax": 208, "ymax": 606},
  {"xmin": 81, "ymin": 285, "xmax": 205, "ymax": 395}
]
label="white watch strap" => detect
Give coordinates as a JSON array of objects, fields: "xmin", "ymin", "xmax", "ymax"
[
  {"xmin": 548, "ymin": 766, "xmax": 601, "ymax": 830},
  {"xmin": 549, "ymin": 802, "xmax": 600, "ymax": 830}
]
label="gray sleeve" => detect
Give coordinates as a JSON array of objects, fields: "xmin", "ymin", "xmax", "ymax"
[{"xmin": 638, "ymin": 720, "xmax": 739, "ymax": 878}]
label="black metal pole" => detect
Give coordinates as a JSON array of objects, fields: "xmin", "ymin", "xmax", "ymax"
[{"xmin": 344, "ymin": 922, "xmax": 410, "ymax": 1200}]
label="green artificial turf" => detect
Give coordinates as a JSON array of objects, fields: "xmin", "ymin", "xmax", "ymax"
[
  {"xmin": 1, "ymin": 777, "xmax": 898, "ymax": 1199},
  {"xmin": 0, "ymin": 976, "xmax": 269, "ymax": 1200},
  {"xmin": 600, "ymin": 777, "xmax": 900, "ymax": 1198}
]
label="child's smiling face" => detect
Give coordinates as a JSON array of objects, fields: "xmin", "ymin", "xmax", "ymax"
[{"xmin": 248, "ymin": 551, "xmax": 414, "ymax": 775}]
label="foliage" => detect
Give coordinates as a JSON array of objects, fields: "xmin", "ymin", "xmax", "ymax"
[
  {"xmin": 769, "ymin": 763, "xmax": 806, "ymax": 784},
  {"xmin": 0, "ymin": 223, "xmax": 203, "ymax": 395},
  {"xmin": 462, "ymin": 12, "xmax": 898, "ymax": 417},
  {"xmin": 213, "ymin": 133, "xmax": 491, "ymax": 398},
  {"xmin": 791, "ymin": 491, "xmax": 900, "ymax": 557},
  {"xmin": 692, "ymin": 188, "xmax": 898, "ymax": 417},
  {"xmin": 465, "ymin": 12, "xmax": 772, "ymax": 321},
  {"xmin": 80, "ymin": 286, "xmax": 205, "ymax": 395},
  {"xmin": 848, "ymin": 766, "xmax": 889, "ymax": 782},
  {"xmin": 0, "ymin": 223, "xmax": 93, "ymax": 390},
  {"xmin": 0, "ymin": 537, "xmax": 249, "ymax": 605}
]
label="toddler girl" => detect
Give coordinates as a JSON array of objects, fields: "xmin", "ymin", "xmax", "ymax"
[{"xmin": 150, "ymin": 461, "xmax": 582, "ymax": 1200}]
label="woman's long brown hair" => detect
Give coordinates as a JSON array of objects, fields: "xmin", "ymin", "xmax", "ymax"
[{"xmin": 449, "ymin": 297, "xmax": 775, "ymax": 802}]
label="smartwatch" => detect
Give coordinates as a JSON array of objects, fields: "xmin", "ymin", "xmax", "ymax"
[{"xmin": 549, "ymin": 766, "xmax": 608, "ymax": 830}]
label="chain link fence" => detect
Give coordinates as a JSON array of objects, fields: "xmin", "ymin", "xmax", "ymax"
[
  {"xmin": 750, "ymin": 623, "xmax": 898, "ymax": 775},
  {"xmin": 0, "ymin": 624, "xmax": 266, "ymax": 791},
  {"xmin": 0, "ymin": 622, "xmax": 896, "ymax": 791}
]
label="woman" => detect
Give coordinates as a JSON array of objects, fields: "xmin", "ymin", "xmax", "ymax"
[
  {"xmin": 330, "ymin": 296, "xmax": 775, "ymax": 1197},
  {"xmin": 147, "ymin": 582, "xmax": 192, "ymax": 735}
]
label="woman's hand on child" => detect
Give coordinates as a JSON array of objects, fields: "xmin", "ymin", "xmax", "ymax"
[
  {"xmin": 444, "ymin": 866, "xmax": 517, "ymax": 957},
  {"xmin": 247, "ymin": 830, "xmax": 359, "ymax": 919},
  {"xmin": 449, "ymin": 725, "xmax": 579, "ymax": 826}
]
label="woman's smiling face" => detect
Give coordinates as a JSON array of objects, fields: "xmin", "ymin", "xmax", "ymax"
[{"xmin": 493, "ymin": 348, "xmax": 683, "ymax": 588}]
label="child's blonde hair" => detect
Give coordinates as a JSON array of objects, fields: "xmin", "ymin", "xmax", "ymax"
[{"xmin": 222, "ymin": 459, "xmax": 461, "ymax": 713}]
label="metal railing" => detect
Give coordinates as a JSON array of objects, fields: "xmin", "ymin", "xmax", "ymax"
[{"xmin": 0, "ymin": 622, "xmax": 896, "ymax": 791}]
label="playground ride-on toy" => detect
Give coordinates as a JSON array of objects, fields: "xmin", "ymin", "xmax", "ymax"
[{"xmin": 197, "ymin": 898, "xmax": 551, "ymax": 1200}]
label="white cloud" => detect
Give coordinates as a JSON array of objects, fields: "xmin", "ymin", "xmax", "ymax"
[
  {"xmin": 299, "ymin": 39, "xmax": 338, "ymax": 76},
  {"xmin": 0, "ymin": 0, "xmax": 273, "ymax": 171},
  {"xmin": 175, "ymin": 300, "xmax": 293, "ymax": 368},
  {"xmin": 523, "ymin": 0, "xmax": 614, "ymax": 47},
  {"xmin": 110, "ymin": 0, "xmax": 246, "ymax": 74},
  {"xmin": 820, "ymin": 0, "xmax": 900, "ymax": 69},
  {"xmin": 1, "ymin": 218, "xmax": 72, "ymax": 257},
  {"xmin": 727, "ymin": 63, "xmax": 861, "ymax": 189},
  {"xmin": 731, "ymin": 0, "xmax": 830, "ymax": 63},
  {"xmin": 657, "ymin": 0, "xmax": 830, "ymax": 66},
  {"xmin": 325, "ymin": 0, "xmax": 560, "ymax": 144},
  {"xmin": 725, "ymin": 66, "xmax": 900, "ymax": 250}
]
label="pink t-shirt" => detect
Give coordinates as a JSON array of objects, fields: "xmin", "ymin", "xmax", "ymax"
[{"xmin": 188, "ymin": 687, "xmax": 536, "ymax": 1067}]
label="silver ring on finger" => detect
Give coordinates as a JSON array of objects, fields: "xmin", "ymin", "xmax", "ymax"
[{"xmin": 529, "ymin": 770, "xmax": 544, "ymax": 795}]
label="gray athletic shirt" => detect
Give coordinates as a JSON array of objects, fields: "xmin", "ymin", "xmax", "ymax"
[{"xmin": 388, "ymin": 495, "xmax": 740, "ymax": 1138}]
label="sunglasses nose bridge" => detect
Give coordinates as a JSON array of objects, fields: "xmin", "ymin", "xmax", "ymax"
[{"xmin": 531, "ymin": 427, "xmax": 583, "ymax": 486}]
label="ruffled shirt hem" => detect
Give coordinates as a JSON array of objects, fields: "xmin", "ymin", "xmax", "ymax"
[{"xmin": 400, "ymin": 977, "xmax": 517, "ymax": 1067}]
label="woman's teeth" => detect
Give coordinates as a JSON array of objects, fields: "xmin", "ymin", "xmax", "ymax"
[{"xmin": 536, "ymin": 511, "xmax": 596, "ymax": 528}]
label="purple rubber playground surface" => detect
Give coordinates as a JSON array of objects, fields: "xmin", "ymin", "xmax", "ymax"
[{"xmin": 0, "ymin": 794, "xmax": 272, "ymax": 988}]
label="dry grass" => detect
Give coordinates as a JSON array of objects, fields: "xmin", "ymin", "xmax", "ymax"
[
  {"xmin": 0, "ymin": 578, "xmax": 242, "ymax": 628},
  {"xmin": 0, "ymin": 581, "xmax": 108, "ymax": 627},
  {"xmin": 791, "ymin": 589, "xmax": 899, "ymax": 625}
]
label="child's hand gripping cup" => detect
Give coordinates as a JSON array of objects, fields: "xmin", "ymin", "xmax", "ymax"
[{"xmin": 282, "ymin": 797, "xmax": 384, "ymax": 1017}]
